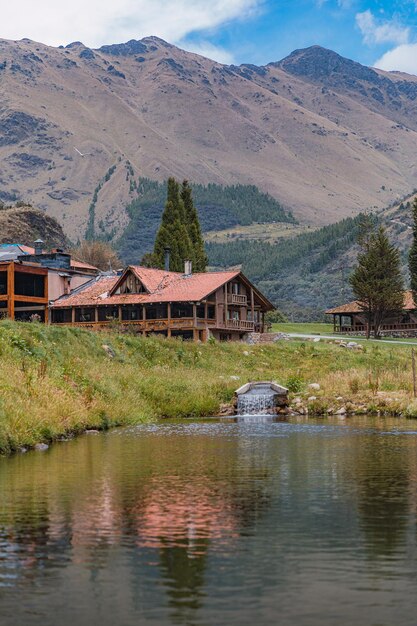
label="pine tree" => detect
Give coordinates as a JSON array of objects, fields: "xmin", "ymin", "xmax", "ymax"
[
  {"xmin": 150, "ymin": 178, "xmax": 207, "ymax": 273},
  {"xmin": 350, "ymin": 225, "xmax": 404, "ymax": 339},
  {"xmin": 181, "ymin": 180, "xmax": 208, "ymax": 272},
  {"xmin": 152, "ymin": 179, "xmax": 192, "ymax": 272},
  {"xmin": 408, "ymin": 197, "xmax": 417, "ymax": 307}
]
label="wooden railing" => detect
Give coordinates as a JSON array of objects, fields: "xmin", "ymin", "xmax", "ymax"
[
  {"xmin": 52, "ymin": 318, "xmax": 217, "ymax": 331},
  {"xmin": 225, "ymin": 319, "xmax": 254, "ymax": 331},
  {"xmin": 227, "ymin": 293, "xmax": 248, "ymax": 306},
  {"xmin": 337, "ymin": 323, "xmax": 417, "ymax": 333}
]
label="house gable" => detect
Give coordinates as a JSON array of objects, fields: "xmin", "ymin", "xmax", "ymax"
[{"xmin": 110, "ymin": 268, "xmax": 149, "ymax": 296}]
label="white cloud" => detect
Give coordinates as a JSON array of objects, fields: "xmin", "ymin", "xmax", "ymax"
[
  {"xmin": 356, "ymin": 10, "xmax": 410, "ymax": 46},
  {"xmin": 375, "ymin": 43, "xmax": 417, "ymax": 76},
  {"xmin": 179, "ymin": 40, "xmax": 235, "ymax": 64},
  {"xmin": 1, "ymin": 0, "xmax": 261, "ymax": 55}
]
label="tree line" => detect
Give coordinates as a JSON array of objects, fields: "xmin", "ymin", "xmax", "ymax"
[{"xmin": 349, "ymin": 198, "xmax": 417, "ymax": 338}]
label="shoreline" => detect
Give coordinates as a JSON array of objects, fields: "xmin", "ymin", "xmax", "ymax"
[{"xmin": 1, "ymin": 320, "xmax": 417, "ymax": 455}]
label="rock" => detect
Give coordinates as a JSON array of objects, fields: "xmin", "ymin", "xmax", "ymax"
[
  {"xmin": 34, "ymin": 443, "xmax": 49, "ymax": 451},
  {"xmin": 102, "ymin": 344, "xmax": 116, "ymax": 358},
  {"xmin": 308, "ymin": 396, "xmax": 317, "ymax": 402},
  {"xmin": 308, "ymin": 383, "xmax": 321, "ymax": 391},
  {"xmin": 86, "ymin": 429, "xmax": 100, "ymax": 434},
  {"xmin": 230, "ymin": 375, "xmax": 240, "ymax": 381},
  {"xmin": 293, "ymin": 397, "xmax": 302, "ymax": 404},
  {"xmin": 336, "ymin": 396, "xmax": 344, "ymax": 401},
  {"xmin": 19, "ymin": 447, "xmax": 28, "ymax": 454},
  {"xmin": 336, "ymin": 407, "xmax": 346, "ymax": 415},
  {"xmin": 313, "ymin": 337, "xmax": 321, "ymax": 343},
  {"xmin": 243, "ymin": 351, "xmax": 250, "ymax": 356}
]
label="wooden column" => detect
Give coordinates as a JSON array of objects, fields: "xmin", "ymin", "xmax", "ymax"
[
  {"xmin": 71, "ymin": 307, "xmax": 76, "ymax": 324},
  {"xmin": 7, "ymin": 263, "xmax": 14, "ymax": 320},
  {"xmin": 44, "ymin": 273, "xmax": 49, "ymax": 325},
  {"xmin": 193, "ymin": 303, "xmax": 198, "ymax": 341},
  {"xmin": 224, "ymin": 284, "xmax": 228, "ymax": 326},
  {"xmin": 167, "ymin": 303, "xmax": 171, "ymax": 338},
  {"xmin": 142, "ymin": 305, "xmax": 146, "ymax": 336},
  {"xmin": 95, "ymin": 307, "xmax": 99, "ymax": 324},
  {"xmin": 250, "ymin": 288, "xmax": 255, "ymax": 328},
  {"xmin": 118, "ymin": 305, "xmax": 122, "ymax": 322}
]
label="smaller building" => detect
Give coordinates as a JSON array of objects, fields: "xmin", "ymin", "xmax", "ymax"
[
  {"xmin": 326, "ymin": 291, "xmax": 417, "ymax": 334},
  {"xmin": 0, "ymin": 242, "xmax": 98, "ymax": 322}
]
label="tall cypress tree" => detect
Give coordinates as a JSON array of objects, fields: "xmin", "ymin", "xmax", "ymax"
[
  {"xmin": 350, "ymin": 225, "xmax": 404, "ymax": 339},
  {"xmin": 151, "ymin": 178, "xmax": 192, "ymax": 272},
  {"xmin": 181, "ymin": 180, "xmax": 208, "ymax": 272},
  {"xmin": 409, "ymin": 197, "xmax": 417, "ymax": 307}
]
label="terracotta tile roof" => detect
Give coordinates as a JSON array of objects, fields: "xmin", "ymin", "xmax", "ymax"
[
  {"xmin": 326, "ymin": 290, "xmax": 416, "ymax": 314},
  {"xmin": 52, "ymin": 267, "xmax": 243, "ymax": 308},
  {"xmin": 53, "ymin": 275, "xmax": 119, "ymax": 307},
  {"xmin": 70, "ymin": 259, "xmax": 99, "ymax": 272}
]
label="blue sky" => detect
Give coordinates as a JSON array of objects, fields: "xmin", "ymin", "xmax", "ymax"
[{"xmin": 3, "ymin": 0, "xmax": 417, "ymax": 74}]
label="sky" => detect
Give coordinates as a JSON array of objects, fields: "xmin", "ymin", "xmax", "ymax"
[{"xmin": 2, "ymin": 0, "xmax": 417, "ymax": 74}]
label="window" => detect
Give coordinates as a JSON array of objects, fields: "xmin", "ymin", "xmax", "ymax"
[
  {"xmin": 75, "ymin": 308, "xmax": 95, "ymax": 322},
  {"xmin": 0, "ymin": 272, "xmax": 6, "ymax": 295},
  {"xmin": 196, "ymin": 305, "xmax": 205, "ymax": 319},
  {"xmin": 207, "ymin": 305, "xmax": 215, "ymax": 319},
  {"xmin": 122, "ymin": 306, "xmax": 142, "ymax": 321},
  {"xmin": 52, "ymin": 309, "xmax": 72, "ymax": 323},
  {"xmin": 171, "ymin": 303, "xmax": 193, "ymax": 318},
  {"xmin": 145, "ymin": 304, "xmax": 168, "ymax": 320},
  {"xmin": 232, "ymin": 283, "xmax": 239, "ymax": 295},
  {"xmin": 14, "ymin": 272, "xmax": 45, "ymax": 297},
  {"xmin": 98, "ymin": 306, "xmax": 118, "ymax": 321}
]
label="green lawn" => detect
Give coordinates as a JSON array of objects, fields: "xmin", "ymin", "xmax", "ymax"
[
  {"xmin": 271, "ymin": 322, "xmax": 417, "ymax": 344},
  {"xmin": 272, "ymin": 322, "xmax": 334, "ymax": 335}
]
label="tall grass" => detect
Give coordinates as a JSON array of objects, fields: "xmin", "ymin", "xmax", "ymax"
[{"xmin": 0, "ymin": 321, "xmax": 416, "ymax": 453}]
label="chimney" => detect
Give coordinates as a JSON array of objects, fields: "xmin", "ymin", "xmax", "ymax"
[
  {"xmin": 34, "ymin": 239, "xmax": 44, "ymax": 256},
  {"xmin": 164, "ymin": 247, "xmax": 171, "ymax": 272},
  {"xmin": 184, "ymin": 260, "xmax": 192, "ymax": 276}
]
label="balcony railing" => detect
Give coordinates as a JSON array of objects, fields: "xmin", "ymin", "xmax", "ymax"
[
  {"xmin": 226, "ymin": 319, "xmax": 254, "ymax": 331},
  {"xmin": 227, "ymin": 293, "xmax": 248, "ymax": 306}
]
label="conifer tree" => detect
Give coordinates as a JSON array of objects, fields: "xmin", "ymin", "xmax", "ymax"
[
  {"xmin": 408, "ymin": 197, "xmax": 417, "ymax": 307},
  {"xmin": 350, "ymin": 225, "xmax": 404, "ymax": 339},
  {"xmin": 148, "ymin": 177, "xmax": 207, "ymax": 273},
  {"xmin": 181, "ymin": 180, "xmax": 208, "ymax": 272},
  {"xmin": 152, "ymin": 178, "xmax": 192, "ymax": 272}
]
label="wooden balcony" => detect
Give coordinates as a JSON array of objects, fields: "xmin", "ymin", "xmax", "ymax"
[
  {"xmin": 227, "ymin": 293, "xmax": 248, "ymax": 306},
  {"xmin": 225, "ymin": 319, "xmax": 254, "ymax": 331},
  {"xmin": 52, "ymin": 317, "xmax": 217, "ymax": 332}
]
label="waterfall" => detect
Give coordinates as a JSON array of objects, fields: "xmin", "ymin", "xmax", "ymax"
[{"xmin": 237, "ymin": 392, "xmax": 275, "ymax": 415}]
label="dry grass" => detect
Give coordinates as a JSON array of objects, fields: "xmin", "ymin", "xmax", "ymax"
[{"xmin": 1, "ymin": 321, "xmax": 417, "ymax": 453}]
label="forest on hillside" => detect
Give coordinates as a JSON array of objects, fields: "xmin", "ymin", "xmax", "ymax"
[
  {"xmin": 207, "ymin": 215, "xmax": 365, "ymax": 320},
  {"xmin": 117, "ymin": 178, "xmax": 295, "ymax": 263}
]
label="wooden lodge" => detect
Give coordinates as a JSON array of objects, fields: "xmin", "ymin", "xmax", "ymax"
[
  {"xmin": 50, "ymin": 264, "xmax": 274, "ymax": 341},
  {"xmin": 0, "ymin": 242, "xmax": 98, "ymax": 323},
  {"xmin": 326, "ymin": 291, "xmax": 417, "ymax": 335}
]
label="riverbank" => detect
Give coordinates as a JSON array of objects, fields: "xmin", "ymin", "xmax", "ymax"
[{"xmin": 1, "ymin": 321, "xmax": 417, "ymax": 454}]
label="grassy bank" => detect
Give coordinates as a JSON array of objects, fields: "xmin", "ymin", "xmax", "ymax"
[
  {"xmin": 272, "ymin": 322, "xmax": 334, "ymax": 334},
  {"xmin": 1, "ymin": 321, "xmax": 417, "ymax": 454}
]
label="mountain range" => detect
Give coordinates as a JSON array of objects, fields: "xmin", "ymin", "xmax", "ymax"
[{"xmin": 1, "ymin": 36, "xmax": 417, "ymax": 244}]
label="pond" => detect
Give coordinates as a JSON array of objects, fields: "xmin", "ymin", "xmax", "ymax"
[{"xmin": 1, "ymin": 416, "xmax": 417, "ymax": 626}]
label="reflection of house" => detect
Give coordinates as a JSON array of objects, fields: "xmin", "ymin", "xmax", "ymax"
[
  {"xmin": 0, "ymin": 242, "xmax": 98, "ymax": 322},
  {"xmin": 326, "ymin": 291, "xmax": 417, "ymax": 334},
  {"xmin": 51, "ymin": 264, "xmax": 274, "ymax": 341}
]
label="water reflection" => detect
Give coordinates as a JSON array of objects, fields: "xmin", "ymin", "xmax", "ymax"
[{"xmin": 0, "ymin": 418, "xmax": 417, "ymax": 625}]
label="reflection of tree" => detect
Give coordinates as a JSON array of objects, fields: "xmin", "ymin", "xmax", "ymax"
[{"xmin": 354, "ymin": 435, "xmax": 411, "ymax": 558}]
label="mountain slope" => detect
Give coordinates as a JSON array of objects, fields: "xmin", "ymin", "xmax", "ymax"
[
  {"xmin": 1, "ymin": 37, "xmax": 417, "ymax": 240},
  {"xmin": 207, "ymin": 193, "xmax": 417, "ymax": 320},
  {"xmin": 0, "ymin": 204, "xmax": 68, "ymax": 248}
]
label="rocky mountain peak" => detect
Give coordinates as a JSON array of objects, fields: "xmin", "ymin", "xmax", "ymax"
[{"xmin": 277, "ymin": 45, "xmax": 379, "ymax": 85}]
